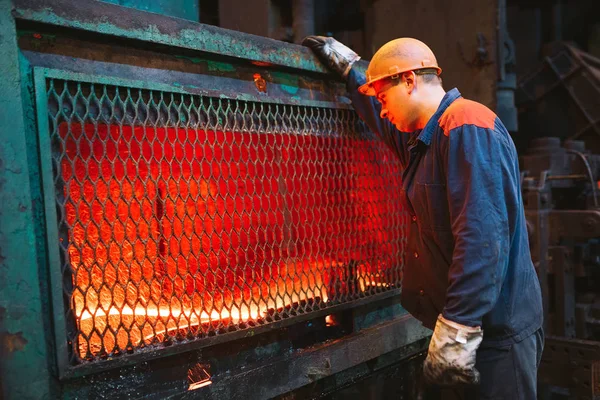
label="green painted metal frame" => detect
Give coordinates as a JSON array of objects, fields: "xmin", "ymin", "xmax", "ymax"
[
  {"xmin": 13, "ymin": 0, "xmax": 331, "ymax": 74},
  {"xmin": 33, "ymin": 67, "xmax": 71, "ymax": 381},
  {"xmin": 29, "ymin": 67, "xmax": 352, "ymax": 110},
  {"xmin": 1, "ymin": 2, "xmax": 57, "ymax": 399},
  {"xmin": 12, "ymin": 0, "xmax": 371, "ymax": 381},
  {"xmin": 32, "ymin": 66, "xmax": 404, "ymax": 379}
]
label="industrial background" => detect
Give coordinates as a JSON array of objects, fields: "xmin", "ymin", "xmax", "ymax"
[{"xmin": 1, "ymin": 0, "xmax": 600, "ymax": 399}]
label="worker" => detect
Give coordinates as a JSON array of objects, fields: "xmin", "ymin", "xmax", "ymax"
[{"xmin": 303, "ymin": 36, "xmax": 544, "ymax": 398}]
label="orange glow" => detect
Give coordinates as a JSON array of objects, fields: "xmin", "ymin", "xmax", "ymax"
[
  {"xmin": 58, "ymin": 122, "xmax": 404, "ymax": 359},
  {"xmin": 188, "ymin": 380, "xmax": 212, "ymax": 390},
  {"xmin": 325, "ymin": 314, "xmax": 336, "ymax": 326},
  {"xmin": 188, "ymin": 363, "xmax": 212, "ymax": 391},
  {"xmin": 253, "ymin": 73, "xmax": 267, "ymax": 92}
]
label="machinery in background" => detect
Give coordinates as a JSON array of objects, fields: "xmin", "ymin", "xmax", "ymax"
[
  {"xmin": 517, "ymin": 41, "xmax": 600, "ymax": 399},
  {"xmin": 517, "ymin": 42, "xmax": 600, "ymax": 154},
  {"xmin": 521, "ymin": 138, "xmax": 600, "ymax": 398}
]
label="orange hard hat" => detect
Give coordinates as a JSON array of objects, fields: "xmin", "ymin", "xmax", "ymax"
[{"xmin": 358, "ymin": 38, "xmax": 442, "ymax": 96}]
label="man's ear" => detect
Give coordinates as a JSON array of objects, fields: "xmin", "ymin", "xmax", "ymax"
[{"xmin": 402, "ymin": 71, "xmax": 416, "ymax": 93}]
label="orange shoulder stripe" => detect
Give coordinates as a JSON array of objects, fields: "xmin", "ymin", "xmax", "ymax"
[{"xmin": 438, "ymin": 98, "xmax": 496, "ymax": 136}]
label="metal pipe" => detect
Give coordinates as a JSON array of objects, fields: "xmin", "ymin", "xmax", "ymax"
[
  {"xmin": 292, "ymin": 0, "xmax": 315, "ymax": 44},
  {"xmin": 566, "ymin": 149, "xmax": 599, "ymax": 208},
  {"xmin": 552, "ymin": 0, "xmax": 562, "ymax": 41}
]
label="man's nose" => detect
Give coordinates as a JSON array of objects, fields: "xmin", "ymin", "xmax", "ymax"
[{"xmin": 380, "ymin": 108, "xmax": 389, "ymax": 119}]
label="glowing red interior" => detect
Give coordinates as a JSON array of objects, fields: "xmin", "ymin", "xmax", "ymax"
[{"xmin": 59, "ymin": 122, "xmax": 405, "ymax": 358}]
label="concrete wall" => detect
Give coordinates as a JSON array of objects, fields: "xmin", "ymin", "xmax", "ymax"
[
  {"xmin": 219, "ymin": 0, "xmax": 272, "ymax": 37},
  {"xmin": 362, "ymin": 0, "xmax": 498, "ymax": 109}
]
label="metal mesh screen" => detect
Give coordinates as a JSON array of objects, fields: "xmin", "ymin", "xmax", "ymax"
[{"xmin": 44, "ymin": 78, "xmax": 407, "ymax": 364}]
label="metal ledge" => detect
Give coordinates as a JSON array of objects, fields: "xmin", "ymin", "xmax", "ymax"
[
  {"xmin": 62, "ymin": 313, "xmax": 430, "ymax": 399},
  {"xmin": 13, "ymin": 0, "xmax": 332, "ymax": 74},
  {"xmin": 195, "ymin": 314, "xmax": 430, "ymax": 400}
]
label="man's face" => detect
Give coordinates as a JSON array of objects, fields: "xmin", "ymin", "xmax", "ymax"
[{"xmin": 373, "ymin": 76, "xmax": 416, "ymax": 132}]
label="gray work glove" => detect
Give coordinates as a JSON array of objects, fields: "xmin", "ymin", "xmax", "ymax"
[
  {"xmin": 302, "ymin": 36, "xmax": 361, "ymax": 79},
  {"xmin": 423, "ymin": 314, "xmax": 483, "ymax": 386}
]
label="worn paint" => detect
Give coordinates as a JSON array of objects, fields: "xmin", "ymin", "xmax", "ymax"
[
  {"xmin": 0, "ymin": 2, "xmax": 56, "ymax": 399},
  {"xmin": 18, "ymin": 32, "xmax": 353, "ymax": 109},
  {"xmin": 25, "ymin": 59, "xmax": 350, "ymax": 111},
  {"xmin": 1, "ymin": 332, "xmax": 28, "ymax": 354},
  {"xmin": 271, "ymin": 72, "xmax": 300, "ymax": 95},
  {"xmin": 13, "ymin": 0, "xmax": 331, "ymax": 74},
  {"xmin": 280, "ymin": 85, "xmax": 299, "ymax": 95}
]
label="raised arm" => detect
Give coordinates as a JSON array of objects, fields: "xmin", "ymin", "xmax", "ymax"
[{"xmin": 302, "ymin": 36, "xmax": 407, "ymax": 165}]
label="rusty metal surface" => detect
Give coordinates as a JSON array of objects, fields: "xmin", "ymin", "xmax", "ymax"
[
  {"xmin": 362, "ymin": 0, "xmax": 498, "ymax": 109},
  {"xmin": 523, "ymin": 189, "xmax": 551, "ymax": 333},
  {"xmin": 16, "ymin": 31, "xmax": 351, "ymax": 108},
  {"xmin": 13, "ymin": 0, "xmax": 330, "ymax": 74},
  {"xmin": 0, "ymin": 1, "xmax": 58, "ymax": 399}
]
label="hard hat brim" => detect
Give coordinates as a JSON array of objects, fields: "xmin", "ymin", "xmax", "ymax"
[
  {"xmin": 358, "ymin": 66, "xmax": 442, "ymax": 97},
  {"xmin": 358, "ymin": 82, "xmax": 377, "ymax": 96}
]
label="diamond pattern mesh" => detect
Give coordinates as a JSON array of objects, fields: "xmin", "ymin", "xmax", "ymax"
[{"xmin": 44, "ymin": 78, "xmax": 407, "ymax": 363}]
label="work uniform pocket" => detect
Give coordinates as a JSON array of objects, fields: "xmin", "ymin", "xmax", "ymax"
[{"xmin": 414, "ymin": 183, "xmax": 451, "ymax": 231}]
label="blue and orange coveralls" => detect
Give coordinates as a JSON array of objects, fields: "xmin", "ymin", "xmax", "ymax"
[{"xmin": 347, "ymin": 67, "xmax": 544, "ymax": 396}]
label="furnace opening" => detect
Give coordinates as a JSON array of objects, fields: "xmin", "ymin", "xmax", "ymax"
[{"xmin": 45, "ymin": 79, "xmax": 405, "ymax": 362}]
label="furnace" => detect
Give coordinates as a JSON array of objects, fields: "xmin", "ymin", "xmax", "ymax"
[
  {"xmin": 46, "ymin": 80, "xmax": 403, "ymax": 362},
  {"xmin": 0, "ymin": 0, "xmax": 431, "ymax": 398}
]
